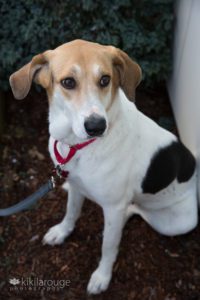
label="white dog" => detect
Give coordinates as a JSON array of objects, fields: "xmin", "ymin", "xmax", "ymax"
[{"xmin": 10, "ymin": 40, "xmax": 198, "ymax": 294}]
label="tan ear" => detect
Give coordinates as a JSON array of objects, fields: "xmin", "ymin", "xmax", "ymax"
[
  {"xmin": 110, "ymin": 47, "xmax": 142, "ymax": 101},
  {"xmin": 9, "ymin": 51, "xmax": 52, "ymax": 100}
]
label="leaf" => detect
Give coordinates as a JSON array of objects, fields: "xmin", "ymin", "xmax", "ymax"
[{"xmin": 28, "ymin": 146, "xmax": 45, "ymax": 161}]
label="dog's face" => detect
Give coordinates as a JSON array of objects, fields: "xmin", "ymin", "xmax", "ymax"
[{"xmin": 10, "ymin": 40, "xmax": 142, "ymax": 140}]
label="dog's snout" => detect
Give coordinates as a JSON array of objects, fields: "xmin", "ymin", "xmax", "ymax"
[{"xmin": 84, "ymin": 113, "xmax": 106, "ymax": 137}]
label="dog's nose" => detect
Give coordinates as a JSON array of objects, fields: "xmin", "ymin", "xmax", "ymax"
[{"xmin": 84, "ymin": 113, "xmax": 106, "ymax": 137}]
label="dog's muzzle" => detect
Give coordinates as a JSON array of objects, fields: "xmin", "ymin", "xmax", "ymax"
[{"xmin": 84, "ymin": 113, "xmax": 106, "ymax": 137}]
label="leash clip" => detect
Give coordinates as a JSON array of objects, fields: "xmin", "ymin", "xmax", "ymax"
[
  {"xmin": 55, "ymin": 165, "xmax": 63, "ymax": 178},
  {"xmin": 52, "ymin": 165, "xmax": 69, "ymax": 180}
]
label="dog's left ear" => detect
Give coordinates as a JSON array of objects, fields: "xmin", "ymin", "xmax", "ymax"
[
  {"xmin": 109, "ymin": 47, "xmax": 142, "ymax": 101},
  {"xmin": 9, "ymin": 50, "xmax": 52, "ymax": 100}
]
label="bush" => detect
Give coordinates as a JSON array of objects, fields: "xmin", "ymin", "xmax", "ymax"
[{"xmin": 0, "ymin": 0, "xmax": 174, "ymax": 90}]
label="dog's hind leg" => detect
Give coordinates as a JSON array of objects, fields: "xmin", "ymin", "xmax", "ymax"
[
  {"xmin": 43, "ymin": 183, "xmax": 84, "ymax": 245},
  {"xmin": 128, "ymin": 195, "xmax": 198, "ymax": 236}
]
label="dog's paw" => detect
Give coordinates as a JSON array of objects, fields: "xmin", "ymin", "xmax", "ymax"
[
  {"xmin": 87, "ymin": 269, "xmax": 111, "ymax": 295},
  {"xmin": 43, "ymin": 223, "xmax": 72, "ymax": 246}
]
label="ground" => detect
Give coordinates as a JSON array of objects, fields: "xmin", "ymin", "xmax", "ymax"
[{"xmin": 0, "ymin": 86, "xmax": 200, "ymax": 300}]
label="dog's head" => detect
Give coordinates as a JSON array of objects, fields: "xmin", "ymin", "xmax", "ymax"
[{"xmin": 10, "ymin": 40, "xmax": 142, "ymax": 141}]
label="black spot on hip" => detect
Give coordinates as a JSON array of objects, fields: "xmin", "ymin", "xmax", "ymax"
[{"xmin": 142, "ymin": 141, "xmax": 196, "ymax": 194}]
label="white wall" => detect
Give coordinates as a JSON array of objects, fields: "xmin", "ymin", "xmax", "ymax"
[
  {"xmin": 168, "ymin": 0, "xmax": 200, "ymax": 200},
  {"xmin": 169, "ymin": 0, "xmax": 200, "ymax": 156}
]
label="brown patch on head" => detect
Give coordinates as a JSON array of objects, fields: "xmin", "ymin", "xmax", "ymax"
[
  {"xmin": 47, "ymin": 40, "xmax": 116, "ymax": 108},
  {"xmin": 9, "ymin": 39, "xmax": 142, "ymax": 106},
  {"xmin": 51, "ymin": 40, "xmax": 142, "ymax": 106}
]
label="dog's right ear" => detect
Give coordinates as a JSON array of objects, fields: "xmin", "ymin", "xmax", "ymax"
[{"xmin": 9, "ymin": 50, "xmax": 52, "ymax": 100}]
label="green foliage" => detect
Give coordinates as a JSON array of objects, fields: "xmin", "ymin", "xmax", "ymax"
[{"xmin": 0, "ymin": 0, "xmax": 174, "ymax": 90}]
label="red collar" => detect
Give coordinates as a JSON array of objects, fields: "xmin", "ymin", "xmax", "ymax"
[{"xmin": 53, "ymin": 138, "xmax": 96, "ymax": 178}]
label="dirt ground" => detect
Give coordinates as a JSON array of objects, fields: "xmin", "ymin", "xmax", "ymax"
[{"xmin": 0, "ymin": 86, "xmax": 200, "ymax": 300}]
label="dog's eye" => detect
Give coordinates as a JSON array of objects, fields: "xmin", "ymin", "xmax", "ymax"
[
  {"xmin": 99, "ymin": 75, "xmax": 110, "ymax": 88},
  {"xmin": 61, "ymin": 77, "xmax": 76, "ymax": 89}
]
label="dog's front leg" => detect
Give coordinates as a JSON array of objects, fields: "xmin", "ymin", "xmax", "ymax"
[
  {"xmin": 43, "ymin": 184, "xmax": 84, "ymax": 246},
  {"xmin": 87, "ymin": 204, "xmax": 126, "ymax": 294}
]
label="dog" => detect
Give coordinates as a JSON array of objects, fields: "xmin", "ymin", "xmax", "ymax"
[{"xmin": 10, "ymin": 40, "xmax": 198, "ymax": 294}]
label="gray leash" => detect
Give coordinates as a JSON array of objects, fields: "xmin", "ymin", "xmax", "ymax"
[
  {"xmin": 0, "ymin": 136, "xmax": 93, "ymax": 217},
  {"xmin": 0, "ymin": 177, "xmax": 55, "ymax": 217}
]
